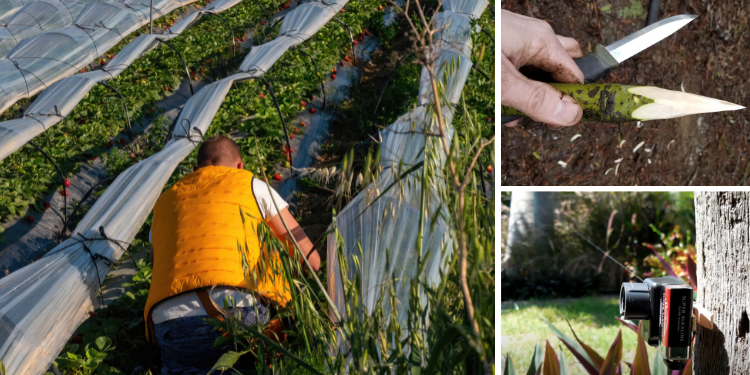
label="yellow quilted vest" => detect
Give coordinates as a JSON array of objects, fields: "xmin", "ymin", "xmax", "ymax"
[{"xmin": 144, "ymin": 166, "xmax": 291, "ymax": 340}]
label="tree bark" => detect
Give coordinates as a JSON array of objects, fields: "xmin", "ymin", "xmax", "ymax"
[{"xmin": 694, "ymin": 192, "xmax": 750, "ymax": 374}]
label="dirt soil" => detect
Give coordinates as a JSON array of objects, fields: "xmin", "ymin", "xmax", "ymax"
[
  {"xmin": 501, "ymin": 0, "xmax": 750, "ymax": 186},
  {"xmin": 295, "ymin": 20, "xmax": 414, "ymax": 256}
]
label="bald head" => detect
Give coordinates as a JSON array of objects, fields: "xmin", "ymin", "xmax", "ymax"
[{"xmin": 196, "ymin": 135, "xmax": 243, "ymax": 169}]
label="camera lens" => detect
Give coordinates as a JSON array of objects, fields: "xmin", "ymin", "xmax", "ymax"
[{"xmin": 620, "ymin": 282, "xmax": 651, "ymax": 320}]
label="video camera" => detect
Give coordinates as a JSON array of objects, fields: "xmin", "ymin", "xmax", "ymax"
[{"xmin": 620, "ymin": 277, "xmax": 695, "ymax": 370}]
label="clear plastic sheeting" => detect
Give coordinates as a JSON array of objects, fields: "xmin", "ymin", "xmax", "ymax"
[
  {"xmin": 0, "ymin": 0, "xmax": 102, "ymax": 57},
  {"xmin": 0, "ymin": 0, "xmax": 349, "ymax": 372},
  {"xmin": 442, "ymin": 0, "xmax": 488, "ymax": 19},
  {"xmin": 0, "ymin": 0, "xmax": 204, "ymax": 114},
  {"xmin": 327, "ymin": 171, "xmax": 450, "ymax": 328},
  {"xmin": 0, "ymin": 0, "xmax": 30, "ymax": 23},
  {"xmin": 0, "ymin": 0, "xmax": 242, "ymax": 161},
  {"xmin": 326, "ymin": 0, "xmax": 487, "ymax": 349}
]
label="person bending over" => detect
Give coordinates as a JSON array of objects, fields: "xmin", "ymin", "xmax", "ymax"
[{"xmin": 143, "ymin": 135, "xmax": 320, "ymax": 374}]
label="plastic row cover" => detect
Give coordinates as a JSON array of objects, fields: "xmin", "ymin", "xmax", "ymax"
[
  {"xmin": 0, "ymin": 0, "xmax": 104, "ymax": 57},
  {"xmin": 0, "ymin": 0, "xmax": 242, "ymax": 162},
  {"xmin": 0, "ymin": 0, "xmax": 348, "ymax": 373},
  {"xmin": 0, "ymin": 0, "xmax": 204, "ymax": 114},
  {"xmin": 326, "ymin": 0, "xmax": 487, "ymax": 335},
  {"xmin": 0, "ymin": 0, "xmax": 30, "ymax": 23}
]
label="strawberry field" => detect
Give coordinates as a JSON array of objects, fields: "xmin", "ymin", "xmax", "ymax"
[{"xmin": 0, "ymin": 0, "xmax": 495, "ymax": 372}]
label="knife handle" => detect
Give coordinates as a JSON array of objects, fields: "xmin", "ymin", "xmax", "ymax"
[{"xmin": 573, "ymin": 44, "xmax": 620, "ymax": 83}]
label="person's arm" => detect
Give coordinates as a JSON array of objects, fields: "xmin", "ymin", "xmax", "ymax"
[
  {"xmin": 267, "ymin": 207, "xmax": 320, "ymax": 272},
  {"xmin": 501, "ymin": 10, "xmax": 584, "ymax": 128}
]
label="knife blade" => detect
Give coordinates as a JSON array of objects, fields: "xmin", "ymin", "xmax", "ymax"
[{"xmin": 501, "ymin": 14, "xmax": 697, "ymax": 125}]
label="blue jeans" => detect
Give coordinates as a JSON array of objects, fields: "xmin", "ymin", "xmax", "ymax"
[{"xmin": 154, "ymin": 304, "xmax": 270, "ymax": 375}]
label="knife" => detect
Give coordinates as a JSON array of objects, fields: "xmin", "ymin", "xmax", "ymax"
[{"xmin": 501, "ymin": 14, "xmax": 697, "ymax": 125}]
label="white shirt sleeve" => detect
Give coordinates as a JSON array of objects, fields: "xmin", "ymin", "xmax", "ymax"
[{"xmin": 252, "ymin": 178, "xmax": 289, "ymax": 220}]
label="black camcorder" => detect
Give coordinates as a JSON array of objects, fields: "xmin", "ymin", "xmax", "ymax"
[{"xmin": 620, "ymin": 277, "xmax": 694, "ymax": 370}]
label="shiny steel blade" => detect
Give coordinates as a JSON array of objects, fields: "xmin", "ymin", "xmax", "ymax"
[{"xmin": 606, "ymin": 14, "xmax": 697, "ymax": 63}]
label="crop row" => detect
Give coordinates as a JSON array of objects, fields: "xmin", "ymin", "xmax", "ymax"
[{"xmin": 0, "ymin": 0, "xmax": 385, "ymax": 224}]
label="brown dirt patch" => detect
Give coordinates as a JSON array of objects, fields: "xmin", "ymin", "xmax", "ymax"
[{"xmin": 501, "ymin": 0, "xmax": 748, "ymax": 186}]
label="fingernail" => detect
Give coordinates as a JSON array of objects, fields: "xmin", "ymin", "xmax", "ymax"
[{"xmin": 552, "ymin": 96, "xmax": 580, "ymax": 124}]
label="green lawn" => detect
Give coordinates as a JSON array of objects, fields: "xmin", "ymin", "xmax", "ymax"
[{"xmin": 500, "ymin": 296, "xmax": 657, "ymax": 374}]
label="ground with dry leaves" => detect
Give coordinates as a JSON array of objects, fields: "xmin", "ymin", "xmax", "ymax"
[{"xmin": 501, "ymin": 0, "xmax": 748, "ymax": 186}]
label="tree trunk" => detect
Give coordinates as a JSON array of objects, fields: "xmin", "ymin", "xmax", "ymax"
[{"xmin": 694, "ymin": 192, "xmax": 750, "ymax": 374}]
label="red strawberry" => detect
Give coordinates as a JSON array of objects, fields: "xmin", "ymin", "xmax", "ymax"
[
  {"xmin": 293, "ymin": 127, "xmax": 299, "ymax": 134},
  {"xmin": 364, "ymin": 29, "xmax": 370, "ymax": 36},
  {"xmin": 261, "ymin": 20, "xmax": 266, "ymax": 25},
  {"xmin": 89, "ymin": 312, "xmax": 97, "ymax": 317},
  {"xmin": 273, "ymin": 174, "xmax": 282, "ymax": 181},
  {"xmin": 108, "ymin": 140, "xmax": 114, "ymax": 146},
  {"xmin": 71, "ymin": 334, "xmax": 84, "ymax": 344},
  {"xmin": 487, "ymin": 165, "xmax": 493, "ymax": 173},
  {"xmin": 120, "ymin": 138, "xmax": 126, "ymax": 144},
  {"xmin": 61, "ymin": 190, "xmax": 69, "ymax": 197},
  {"xmin": 301, "ymin": 101, "xmax": 307, "ymax": 107},
  {"xmin": 340, "ymin": 8, "xmax": 345, "ymax": 12},
  {"xmin": 240, "ymin": 36, "xmax": 245, "ymax": 42},
  {"xmin": 488, "ymin": 117, "xmax": 493, "ymax": 123},
  {"xmin": 309, "ymin": 108, "xmax": 317, "ymax": 114},
  {"xmin": 358, "ymin": 35, "xmax": 363, "ymax": 41},
  {"xmin": 380, "ymin": 5, "xmax": 384, "ymax": 10},
  {"xmin": 43, "ymin": 202, "xmax": 50, "ymax": 210},
  {"xmin": 92, "ymin": 156, "xmax": 98, "ymax": 161},
  {"xmin": 353, "ymin": 40, "xmax": 358, "ymax": 45},
  {"xmin": 345, "ymin": 56, "xmax": 350, "ymax": 62},
  {"xmin": 27, "ymin": 215, "xmax": 34, "ymax": 223},
  {"xmin": 340, "ymin": 61, "xmax": 345, "ymax": 66},
  {"xmin": 64, "ymin": 179, "xmax": 71, "ymax": 187},
  {"xmin": 81, "ymin": 68, "xmax": 86, "ymax": 73},
  {"xmin": 260, "ymin": 93, "xmax": 265, "ymax": 99},
  {"xmin": 331, "ymin": 74, "xmax": 336, "ymax": 80},
  {"xmin": 300, "ymin": 121, "xmax": 306, "ymax": 127},
  {"xmin": 290, "ymin": 134, "xmax": 294, "ymax": 139},
  {"xmin": 332, "ymin": 68, "xmax": 337, "ymax": 74},
  {"xmin": 309, "ymin": 95, "xmax": 314, "ymax": 100},
  {"xmin": 164, "ymin": 86, "xmax": 169, "ymax": 91}
]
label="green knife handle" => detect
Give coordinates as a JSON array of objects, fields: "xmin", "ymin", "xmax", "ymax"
[{"xmin": 573, "ymin": 44, "xmax": 620, "ymax": 83}]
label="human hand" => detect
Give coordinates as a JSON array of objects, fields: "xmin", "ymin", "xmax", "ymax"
[{"xmin": 501, "ymin": 10, "xmax": 585, "ymax": 128}]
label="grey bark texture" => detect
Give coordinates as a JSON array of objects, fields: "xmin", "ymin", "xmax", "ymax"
[{"xmin": 695, "ymin": 192, "xmax": 750, "ymax": 375}]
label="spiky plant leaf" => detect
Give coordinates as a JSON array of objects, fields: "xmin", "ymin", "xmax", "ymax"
[
  {"xmin": 543, "ymin": 340, "xmax": 560, "ymax": 375},
  {"xmin": 632, "ymin": 324, "xmax": 650, "ymax": 375},
  {"xmin": 599, "ymin": 330, "xmax": 623, "ymax": 375},
  {"xmin": 527, "ymin": 342, "xmax": 544, "ymax": 375},
  {"xmin": 651, "ymin": 351, "xmax": 668, "ymax": 375}
]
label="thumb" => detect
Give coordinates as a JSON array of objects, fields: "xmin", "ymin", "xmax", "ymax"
[{"xmin": 502, "ymin": 60, "xmax": 582, "ymax": 127}]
